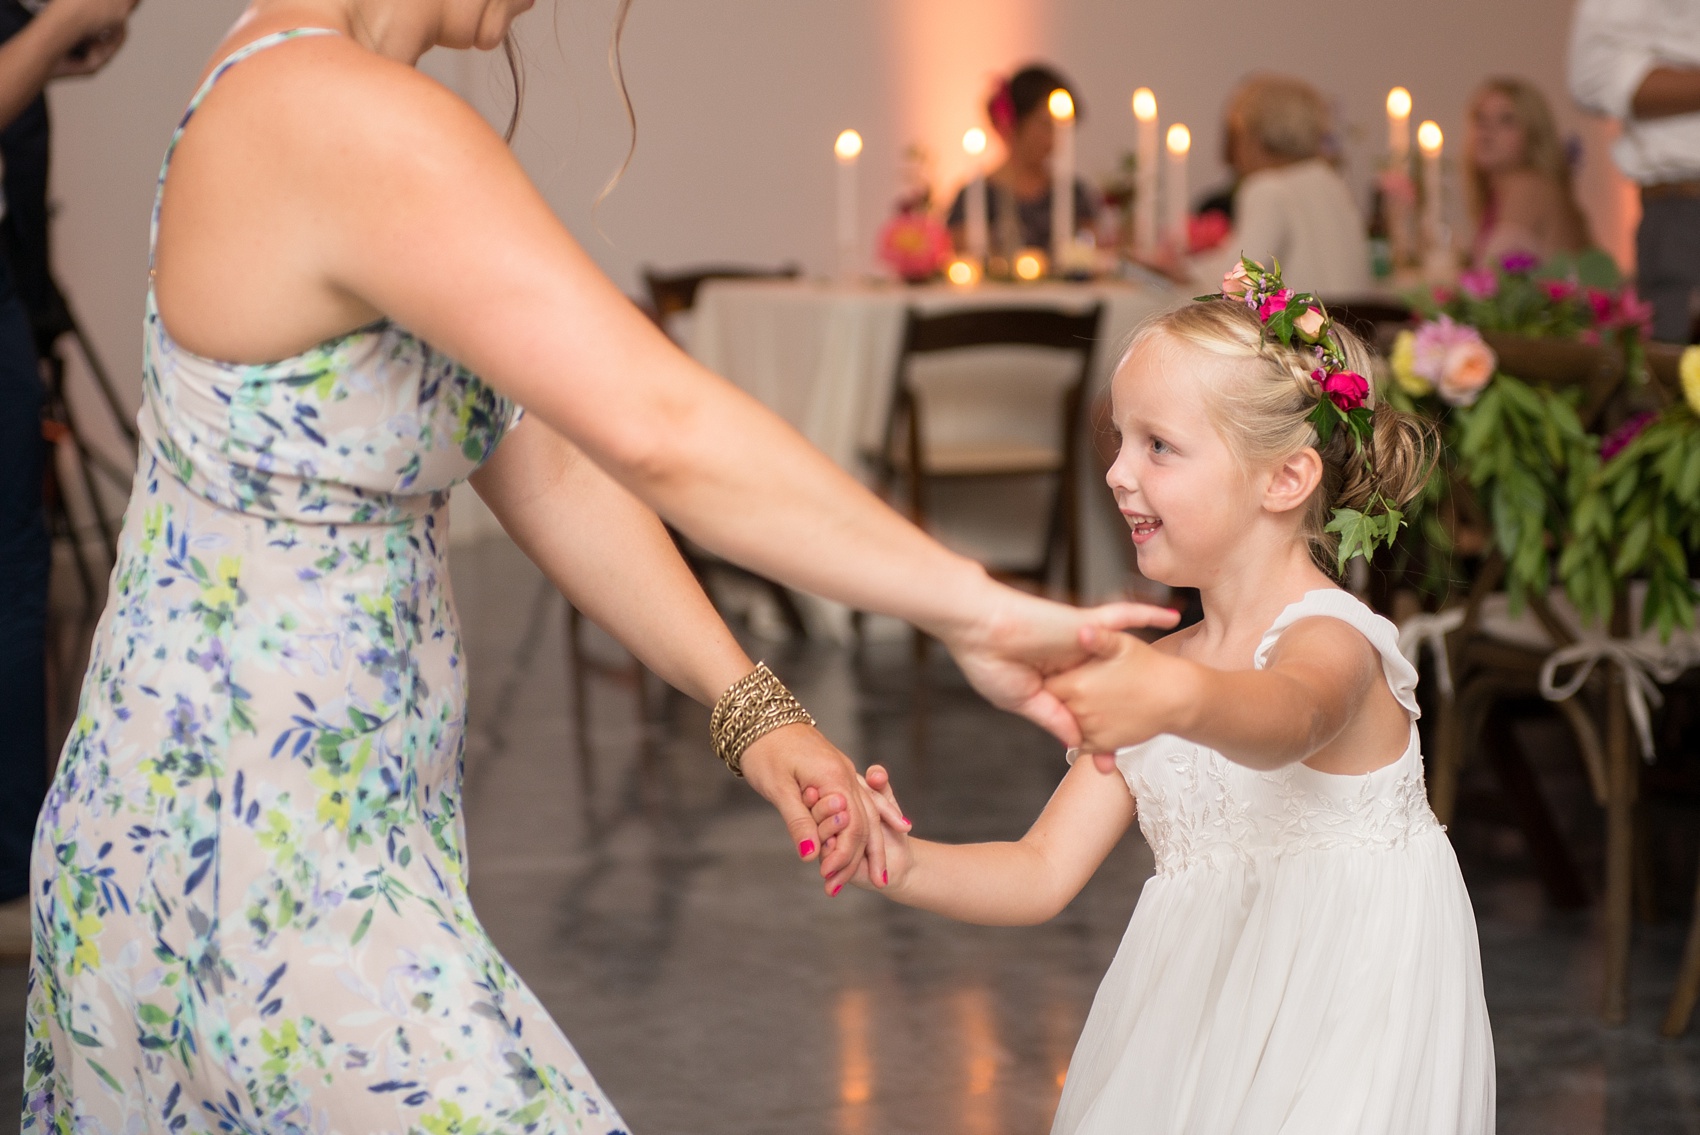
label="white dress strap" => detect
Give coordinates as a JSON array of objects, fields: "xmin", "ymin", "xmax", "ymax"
[{"xmin": 1254, "ymin": 589, "xmax": 1422, "ymax": 718}]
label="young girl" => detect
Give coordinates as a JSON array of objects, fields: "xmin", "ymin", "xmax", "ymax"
[{"xmin": 821, "ymin": 263, "xmax": 1494, "ymax": 1133}]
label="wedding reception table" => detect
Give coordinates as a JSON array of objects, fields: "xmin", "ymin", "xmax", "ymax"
[{"xmin": 687, "ymin": 276, "xmax": 1184, "ymax": 636}]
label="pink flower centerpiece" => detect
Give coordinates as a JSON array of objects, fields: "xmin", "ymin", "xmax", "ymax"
[
  {"xmin": 1410, "ymin": 315, "xmax": 1498, "ymax": 406},
  {"xmin": 878, "ymin": 212, "xmax": 953, "ymax": 283}
]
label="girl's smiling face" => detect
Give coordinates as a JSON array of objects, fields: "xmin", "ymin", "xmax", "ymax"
[{"xmin": 1105, "ymin": 334, "xmax": 1268, "ymax": 588}]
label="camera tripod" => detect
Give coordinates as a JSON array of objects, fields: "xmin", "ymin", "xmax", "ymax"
[{"xmin": 39, "ymin": 295, "xmax": 135, "ymax": 611}]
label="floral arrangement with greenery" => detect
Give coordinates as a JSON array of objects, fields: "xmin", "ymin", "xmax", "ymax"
[{"xmin": 1387, "ymin": 254, "xmax": 1698, "ymax": 639}]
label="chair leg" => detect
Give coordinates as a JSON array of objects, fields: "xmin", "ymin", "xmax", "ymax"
[
  {"xmin": 1482, "ymin": 704, "xmax": 1588, "ymax": 910},
  {"xmin": 1429, "ymin": 692, "xmax": 1463, "ymax": 828},
  {"xmin": 1661, "ymin": 855, "xmax": 1700, "ymax": 1037},
  {"xmin": 1602, "ymin": 668, "xmax": 1637, "ymax": 1026},
  {"xmin": 565, "ymin": 604, "xmax": 595, "ymax": 799}
]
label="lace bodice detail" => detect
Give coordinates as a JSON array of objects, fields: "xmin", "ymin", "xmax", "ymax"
[{"xmin": 1113, "ymin": 591, "xmax": 1441, "ymax": 877}]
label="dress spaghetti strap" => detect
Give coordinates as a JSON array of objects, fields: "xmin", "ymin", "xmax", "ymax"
[
  {"xmin": 1253, "ymin": 588, "xmax": 1422, "ymax": 717},
  {"xmin": 149, "ymin": 28, "xmax": 341, "ymax": 268}
]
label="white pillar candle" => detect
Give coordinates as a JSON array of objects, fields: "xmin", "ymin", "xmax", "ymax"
[
  {"xmin": 1417, "ymin": 119, "xmax": 1444, "ymax": 256},
  {"xmin": 1165, "ymin": 123, "xmax": 1191, "ymax": 256},
  {"xmin": 962, "ymin": 127, "xmax": 989, "ymax": 263},
  {"xmin": 1132, "ymin": 88, "xmax": 1159, "ymax": 257},
  {"xmin": 1049, "ymin": 89, "xmax": 1076, "ymax": 265},
  {"xmin": 1386, "ymin": 87, "xmax": 1412, "ymax": 165},
  {"xmin": 834, "ymin": 129, "xmax": 862, "ymax": 283}
]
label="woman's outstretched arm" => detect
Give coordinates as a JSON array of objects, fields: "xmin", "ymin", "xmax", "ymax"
[
  {"xmin": 471, "ymin": 416, "xmax": 890, "ymax": 893},
  {"xmin": 152, "ymin": 37, "xmax": 1177, "ymax": 746}
]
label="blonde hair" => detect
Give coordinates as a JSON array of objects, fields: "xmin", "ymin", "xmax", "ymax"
[
  {"xmin": 1125, "ymin": 302, "xmax": 1436, "ymax": 575},
  {"xmin": 1465, "ymin": 77, "xmax": 1588, "ymax": 239},
  {"xmin": 1227, "ymin": 74, "xmax": 1330, "ymax": 161}
]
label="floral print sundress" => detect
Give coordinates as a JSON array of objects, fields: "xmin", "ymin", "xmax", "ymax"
[{"xmin": 24, "ymin": 30, "xmax": 629, "ymax": 1135}]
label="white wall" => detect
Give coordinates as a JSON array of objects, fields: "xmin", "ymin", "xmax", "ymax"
[{"xmin": 44, "ymin": 0, "xmax": 1635, "ymax": 492}]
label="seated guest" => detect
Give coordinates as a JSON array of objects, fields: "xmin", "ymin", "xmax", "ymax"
[
  {"xmin": 1198, "ymin": 74, "xmax": 1372, "ymax": 294},
  {"xmin": 947, "ymin": 64, "xmax": 1099, "ymax": 256},
  {"xmin": 1466, "ymin": 77, "xmax": 1592, "ymax": 269}
]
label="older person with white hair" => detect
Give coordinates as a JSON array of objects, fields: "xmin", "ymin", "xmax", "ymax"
[{"xmin": 1201, "ymin": 74, "xmax": 1373, "ymax": 295}]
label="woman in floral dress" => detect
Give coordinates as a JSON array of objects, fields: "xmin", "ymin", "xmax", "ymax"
[{"xmin": 23, "ymin": 1, "xmax": 1176, "ymax": 1130}]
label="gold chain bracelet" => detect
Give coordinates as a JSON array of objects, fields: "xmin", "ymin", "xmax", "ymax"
[{"xmin": 709, "ymin": 663, "xmax": 816, "ymax": 777}]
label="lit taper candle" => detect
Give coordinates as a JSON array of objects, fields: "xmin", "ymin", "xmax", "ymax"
[
  {"xmin": 1049, "ymin": 89, "xmax": 1076, "ymax": 265},
  {"xmin": 1132, "ymin": 88, "xmax": 1159, "ymax": 257},
  {"xmin": 835, "ymin": 129, "xmax": 863, "ymax": 282}
]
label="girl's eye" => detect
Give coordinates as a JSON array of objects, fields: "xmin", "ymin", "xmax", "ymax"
[{"xmin": 1150, "ymin": 436, "xmax": 1173, "ymax": 456}]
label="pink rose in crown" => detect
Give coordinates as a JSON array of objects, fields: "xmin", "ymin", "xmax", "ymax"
[
  {"xmin": 1221, "ymin": 262, "xmax": 1252, "ymax": 297},
  {"xmin": 1542, "ymin": 279, "xmax": 1578, "ymax": 303},
  {"xmin": 1431, "ymin": 285, "xmax": 1457, "ymax": 306},
  {"xmin": 1459, "ymin": 268, "xmax": 1498, "ymax": 300},
  {"xmin": 1258, "ymin": 289, "xmax": 1294, "ymax": 322},
  {"xmin": 1412, "ymin": 316, "xmax": 1498, "ymax": 407},
  {"xmin": 1317, "ymin": 369, "xmax": 1369, "ymax": 411},
  {"xmin": 1294, "ymin": 307, "xmax": 1329, "ymax": 342},
  {"xmin": 1500, "ymin": 251, "xmax": 1540, "ymax": 275},
  {"xmin": 877, "ymin": 212, "xmax": 954, "ymax": 282},
  {"xmin": 1585, "ymin": 287, "xmax": 1615, "ymax": 324}
]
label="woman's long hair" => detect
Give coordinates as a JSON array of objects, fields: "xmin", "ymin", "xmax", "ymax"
[
  {"xmin": 1464, "ymin": 77, "xmax": 1587, "ymax": 240},
  {"xmin": 501, "ymin": 0, "xmax": 636, "ymax": 191}
]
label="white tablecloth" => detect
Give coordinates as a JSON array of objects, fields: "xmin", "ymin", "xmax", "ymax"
[{"xmin": 688, "ymin": 277, "xmax": 1184, "ymax": 636}]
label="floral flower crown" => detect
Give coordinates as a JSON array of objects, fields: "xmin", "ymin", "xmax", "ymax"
[{"xmin": 1202, "ymin": 256, "xmax": 1406, "ymax": 571}]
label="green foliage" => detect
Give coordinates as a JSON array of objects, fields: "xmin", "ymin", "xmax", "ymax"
[
  {"xmin": 1449, "ymin": 373, "xmax": 1595, "ymax": 612},
  {"xmin": 1559, "ymin": 405, "xmax": 1700, "ymax": 639}
]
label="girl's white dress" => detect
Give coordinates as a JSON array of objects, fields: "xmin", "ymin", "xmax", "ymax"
[{"xmin": 1053, "ymin": 590, "xmax": 1494, "ymax": 1135}]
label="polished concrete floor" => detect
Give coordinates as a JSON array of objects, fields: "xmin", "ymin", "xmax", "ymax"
[{"xmin": 5, "ymin": 534, "xmax": 1700, "ymax": 1133}]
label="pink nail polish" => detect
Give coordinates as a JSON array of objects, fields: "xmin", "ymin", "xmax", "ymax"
[
  {"xmin": 798, "ymin": 840, "xmax": 816, "ymax": 859},
  {"xmin": 881, "ymin": 870, "xmax": 889, "ymax": 886},
  {"xmin": 830, "ymin": 884, "xmax": 843, "ymax": 897}
]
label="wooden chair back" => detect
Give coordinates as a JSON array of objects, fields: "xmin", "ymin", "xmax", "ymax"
[
  {"xmin": 879, "ymin": 304, "xmax": 1104, "ymax": 600},
  {"xmin": 642, "ymin": 264, "xmax": 801, "ymax": 323}
]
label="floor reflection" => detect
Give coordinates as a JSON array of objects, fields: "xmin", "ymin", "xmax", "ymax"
[{"xmin": 0, "ymin": 534, "xmax": 1697, "ymax": 1133}]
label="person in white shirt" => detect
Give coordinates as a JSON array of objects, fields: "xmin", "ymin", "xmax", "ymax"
[
  {"xmin": 1570, "ymin": 0, "xmax": 1700, "ymax": 340},
  {"xmin": 1200, "ymin": 74, "xmax": 1373, "ymax": 297}
]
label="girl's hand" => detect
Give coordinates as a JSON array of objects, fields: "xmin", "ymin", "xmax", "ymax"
[
  {"xmin": 740, "ymin": 725, "xmax": 884, "ymax": 896},
  {"xmin": 943, "ymin": 589, "xmax": 1179, "ymax": 746},
  {"xmin": 811, "ymin": 765, "xmax": 912, "ymax": 893},
  {"xmin": 1044, "ymin": 625, "xmax": 1201, "ymax": 758}
]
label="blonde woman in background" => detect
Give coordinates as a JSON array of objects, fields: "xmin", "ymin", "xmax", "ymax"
[
  {"xmin": 1201, "ymin": 74, "xmax": 1372, "ymax": 296},
  {"xmin": 1465, "ymin": 77, "xmax": 1592, "ymax": 269}
]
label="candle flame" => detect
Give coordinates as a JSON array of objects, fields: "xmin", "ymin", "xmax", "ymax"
[
  {"xmin": 1048, "ymin": 89, "xmax": 1075, "ymax": 121},
  {"xmin": 1014, "ymin": 250, "xmax": 1046, "ymax": 281},
  {"xmin": 963, "ymin": 128, "xmax": 987, "ymax": 157},
  {"xmin": 1166, "ymin": 124, "xmax": 1191, "ymax": 156},
  {"xmin": 1132, "ymin": 88, "xmax": 1157, "ymax": 122},
  {"xmin": 1416, "ymin": 120, "xmax": 1443, "ymax": 154},
  {"xmin": 947, "ymin": 259, "xmax": 978, "ymax": 286},
  {"xmin": 1386, "ymin": 87, "xmax": 1412, "ymax": 119},
  {"xmin": 835, "ymin": 129, "xmax": 863, "ymax": 161}
]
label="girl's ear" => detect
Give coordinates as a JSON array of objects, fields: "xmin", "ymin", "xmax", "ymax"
[{"xmin": 1264, "ymin": 447, "xmax": 1322, "ymax": 515}]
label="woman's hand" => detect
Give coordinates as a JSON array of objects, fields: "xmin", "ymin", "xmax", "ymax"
[
  {"xmin": 944, "ymin": 589, "xmax": 1180, "ymax": 746},
  {"xmin": 740, "ymin": 724, "xmax": 897, "ymax": 896},
  {"xmin": 39, "ymin": 0, "xmax": 136, "ymax": 76},
  {"xmin": 822, "ymin": 765, "xmax": 913, "ymax": 893}
]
